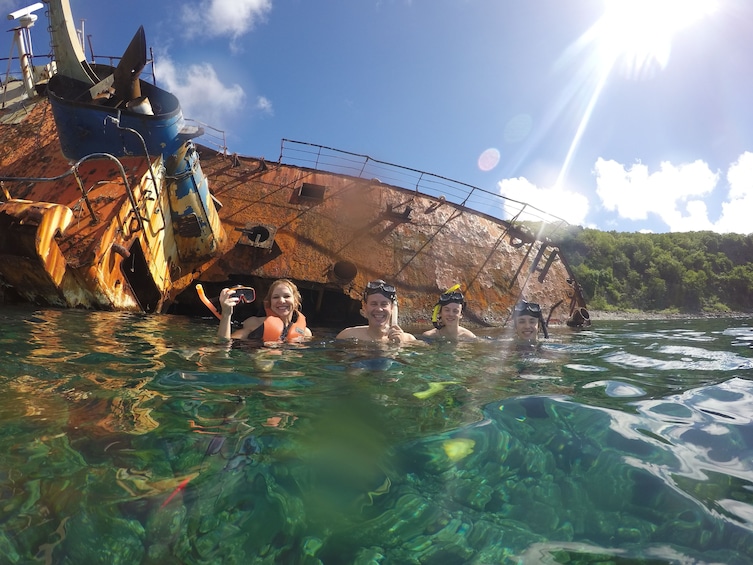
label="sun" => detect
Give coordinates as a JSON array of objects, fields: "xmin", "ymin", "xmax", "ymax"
[
  {"xmin": 596, "ymin": 0, "xmax": 719, "ymax": 75},
  {"xmin": 550, "ymin": 0, "xmax": 719, "ymax": 196}
]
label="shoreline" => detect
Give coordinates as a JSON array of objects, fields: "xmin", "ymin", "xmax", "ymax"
[{"xmin": 585, "ymin": 310, "xmax": 753, "ymax": 321}]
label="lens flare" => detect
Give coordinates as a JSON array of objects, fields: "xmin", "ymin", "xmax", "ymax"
[
  {"xmin": 552, "ymin": 0, "xmax": 718, "ymax": 194},
  {"xmin": 478, "ymin": 148, "xmax": 500, "ymax": 172}
]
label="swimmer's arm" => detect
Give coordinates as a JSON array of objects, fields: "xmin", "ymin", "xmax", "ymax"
[
  {"xmin": 336, "ymin": 326, "xmax": 366, "ymax": 340},
  {"xmin": 231, "ymin": 316, "xmax": 265, "ymax": 339},
  {"xmin": 460, "ymin": 327, "xmax": 478, "ymax": 340},
  {"xmin": 401, "ymin": 331, "xmax": 417, "ymax": 342},
  {"xmin": 335, "ymin": 327, "xmax": 355, "ymax": 339},
  {"xmin": 389, "ymin": 325, "xmax": 416, "ymax": 343},
  {"xmin": 217, "ymin": 287, "xmax": 238, "ymax": 339}
]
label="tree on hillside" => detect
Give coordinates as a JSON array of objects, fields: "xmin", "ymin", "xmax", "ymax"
[{"xmin": 557, "ymin": 228, "xmax": 753, "ymax": 312}]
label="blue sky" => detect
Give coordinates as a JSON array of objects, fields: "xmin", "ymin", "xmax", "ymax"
[{"xmin": 6, "ymin": 0, "xmax": 753, "ymax": 234}]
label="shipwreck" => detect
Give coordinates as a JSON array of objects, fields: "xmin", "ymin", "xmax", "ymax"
[{"xmin": 0, "ymin": 0, "xmax": 589, "ymax": 330}]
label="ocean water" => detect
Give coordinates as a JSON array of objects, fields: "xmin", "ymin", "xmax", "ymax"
[{"xmin": 1, "ymin": 306, "xmax": 752, "ymax": 564}]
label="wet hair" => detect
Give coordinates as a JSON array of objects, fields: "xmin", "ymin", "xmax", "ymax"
[{"xmin": 263, "ymin": 279, "xmax": 302, "ymax": 311}]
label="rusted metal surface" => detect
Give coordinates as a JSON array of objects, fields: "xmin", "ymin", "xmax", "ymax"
[
  {"xmin": 190, "ymin": 149, "xmax": 588, "ymax": 328},
  {"xmin": 0, "ymin": 100, "xmax": 215, "ymax": 311},
  {"xmin": 0, "ymin": 199, "xmax": 72, "ymax": 304},
  {"xmin": 0, "ymin": 99, "xmax": 587, "ymax": 327}
]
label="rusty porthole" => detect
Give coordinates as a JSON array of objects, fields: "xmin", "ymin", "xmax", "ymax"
[{"xmin": 332, "ymin": 261, "xmax": 357, "ymax": 283}]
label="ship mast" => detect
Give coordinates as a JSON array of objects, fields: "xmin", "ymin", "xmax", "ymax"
[{"xmin": 43, "ymin": 0, "xmax": 98, "ymax": 84}]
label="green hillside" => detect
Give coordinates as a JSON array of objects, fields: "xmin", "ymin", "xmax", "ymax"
[{"xmin": 556, "ymin": 227, "xmax": 753, "ymax": 313}]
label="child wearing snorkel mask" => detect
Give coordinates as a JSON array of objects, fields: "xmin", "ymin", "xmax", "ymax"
[
  {"xmin": 513, "ymin": 300, "xmax": 548, "ymax": 342},
  {"xmin": 422, "ymin": 285, "xmax": 477, "ymax": 341}
]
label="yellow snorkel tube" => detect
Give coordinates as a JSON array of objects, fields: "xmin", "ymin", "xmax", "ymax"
[{"xmin": 432, "ymin": 284, "xmax": 461, "ymax": 329}]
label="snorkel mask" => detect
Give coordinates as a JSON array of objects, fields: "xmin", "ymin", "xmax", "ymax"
[
  {"xmin": 431, "ymin": 284, "xmax": 465, "ymax": 329},
  {"xmin": 363, "ymin": 280, "xmax": 397, "ymax": 302}
]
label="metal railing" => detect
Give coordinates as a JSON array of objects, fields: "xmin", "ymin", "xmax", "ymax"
[
  {"xmin": 190, "ymin": 119, "xmax": 227, "ymax": 155},
  {"xmin": 278, "ymin": 139, "xmax": 571, "ymax": 241}
]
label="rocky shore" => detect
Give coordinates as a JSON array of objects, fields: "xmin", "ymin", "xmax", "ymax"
[{"xmin": 587, "ymin": 310, "xmax": 753, "ymax": 321}]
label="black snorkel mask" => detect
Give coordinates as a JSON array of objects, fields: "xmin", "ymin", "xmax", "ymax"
[
  {"xmin": 432, "ymin": 285, "xmax": 465, "ymax": 329},
  {"xmin": 363, "ymin": 280, "xmax": 397, "ymax": 302}
]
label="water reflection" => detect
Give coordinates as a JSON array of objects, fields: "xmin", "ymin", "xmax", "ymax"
[{"xmin": 0, "ymin": 309, "xmax": 751, "ymax": 563}]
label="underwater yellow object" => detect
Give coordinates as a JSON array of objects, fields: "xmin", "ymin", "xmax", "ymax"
[
  {"xmin": 116, "ymin": 468, "xmax": 200, "ymax": 498},
  {"xmin": 442, "ymin": 438, "xmax": 476, "ymax": 462},
  {"xmin": 361, "ymin": 476, "xmax": 392, "ymax": 508},
  {"xmin": 413, "ymin": 381, "xmax": 459, "ymax": 399}
]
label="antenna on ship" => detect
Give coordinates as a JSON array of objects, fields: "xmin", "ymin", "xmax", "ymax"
[{"xmin": 5, "ymin": 2, "xmax": 44, "ymax": 100}]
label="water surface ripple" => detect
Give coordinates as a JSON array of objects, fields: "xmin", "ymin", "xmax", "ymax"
[{"xmin": 1, "ymin": 307, "xmax": 752, "ymax": 564}]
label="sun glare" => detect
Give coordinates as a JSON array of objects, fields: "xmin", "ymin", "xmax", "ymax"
[
  {"xmin": 599, "ymin": 0, "xmax": 718, "ymax": 73},
  {"xmin": 527, "ymin": 0, "xmax": 719, "ymax": 224}
]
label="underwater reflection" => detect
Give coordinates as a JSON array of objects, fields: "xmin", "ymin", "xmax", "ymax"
[
  {"xmin": 391, "ymin": 379, "xmax": 753, "ymax": 562},
  {"xmin": 0, "ymin": 310, "xmax": 752, "ymax": 563}
]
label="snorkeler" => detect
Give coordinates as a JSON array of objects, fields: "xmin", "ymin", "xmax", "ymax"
[
  {"xmin": 513, "ymin": 300, "xmax": 548, "ymax": 343},
  {"xmin": 217, "ymin": 279, "xmax": 312, "ymax": 342},
  {"xmin": 336, "ymin": 280, "xmax": 416, "ymax": 344},
  {"xmin": 422, "ymin": 285, "xmax": 477, "ymax": 341}
]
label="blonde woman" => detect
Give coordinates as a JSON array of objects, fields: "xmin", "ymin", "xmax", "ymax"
[{"xmin": 217, "ymin": 279, "xmax": 311, "ymax": 342}]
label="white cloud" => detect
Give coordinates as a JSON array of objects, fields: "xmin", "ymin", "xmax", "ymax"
[
  {"xmin": 497, "ymin": 177, "xmax": 590, "ymax": 226},
  {"xmin": 594, "ymin": 158, "xmax": 722, "ymax": 232},
  {"xmin": 182, "ymin": 0, "xmax": 272, "ymax": 41},
  {"xmin": 156, "ymin": 55, "xmax": 246, "ymax": 127},
  {"xmin": 255, "ymin": 95, "xmax": 274, "ymax": 116},
  {"xmin": 718, "ymin": 152, "xmax": 753, "ymax": 234}
]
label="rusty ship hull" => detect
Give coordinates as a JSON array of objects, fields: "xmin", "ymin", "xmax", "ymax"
[
  {"xmin": 0, "ymin": 0, "xmax": 588, "ymax": 329},
  {"xmin": 0, "ymin": 98, "xmax": 587, "ymax": 328},
  {"xmin": 0, "ymin": 99, "xmax": 222, "ymax": 312},
  {"xmin": 180, "ymin": 143, "xmax": 588, "ymax": 329}
]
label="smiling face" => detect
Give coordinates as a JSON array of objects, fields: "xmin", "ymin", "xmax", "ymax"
[
  {"xmin": 439, "ymin": 302, "xmax": 463, "ymax": 325},
  {"xmin": 363, "ymin": 292, "xmax": 394, "ymax": 329},
  {"xmin": 266, "ymin": 281, "xmax": 300, "ymax": 320},
  {"xmin": 514, "ymin": 313, "xmax": 539, "ymax": 341}
]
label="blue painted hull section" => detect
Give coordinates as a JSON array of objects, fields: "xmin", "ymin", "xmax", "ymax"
[
  {"xmin": 47, "ymin": 64, "xmax": 185, "ymax": 160},
  {"xmin": 46, "ymin": 62, "xmax": 226, "ymax": 263},
  {"xmin": 165, "ymin": 142, "xmax": 226, "ymax": 262}
]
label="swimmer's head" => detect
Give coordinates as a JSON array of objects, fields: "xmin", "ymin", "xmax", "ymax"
[{"xmin": 363, "ymin": 280, "xmax": 397, "ymax": 302}]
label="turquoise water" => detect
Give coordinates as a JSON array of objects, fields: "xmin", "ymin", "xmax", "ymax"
[{"xmin": 1, "ymin": 307, "xmax": 753, "ymax": 564}]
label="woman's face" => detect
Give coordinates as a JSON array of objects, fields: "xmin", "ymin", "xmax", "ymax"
[
  {"xmin": 268, "ymin": 283, "xmax": 297, "ymax": 318},
  {"xmin": 514, "ymin": 314, "xmax": 539, "ymax": 341}
]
